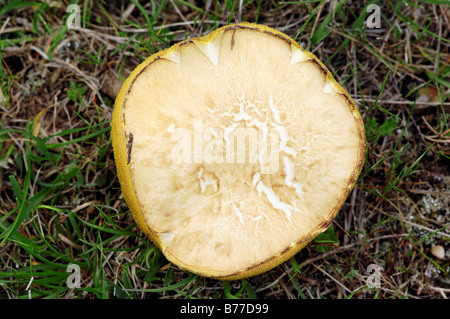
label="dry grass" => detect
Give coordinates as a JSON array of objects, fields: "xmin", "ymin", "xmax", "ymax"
[{"xmin": 0, "ymin": 0, "xmax": 449, "ymax": 299}]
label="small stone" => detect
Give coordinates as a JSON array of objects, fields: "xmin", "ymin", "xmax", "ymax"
[{"xmin": 431, "ymin": 245, "xmax": 445, "ymax": 259}]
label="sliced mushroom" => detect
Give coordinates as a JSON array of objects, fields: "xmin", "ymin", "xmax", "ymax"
[{"xmin": 111, "ymin": 22, "xmax": 366, "ymax": 279}]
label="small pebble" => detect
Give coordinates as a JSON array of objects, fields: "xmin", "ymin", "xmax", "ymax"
[{"xmin": 431, "ymin": 245, "xmax": 445, "ymax": 259}]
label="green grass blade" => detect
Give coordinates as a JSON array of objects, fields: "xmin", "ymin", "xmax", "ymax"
[
  {"xmin": 0, "ymin": 1, "xmax": 42, "ymax": 19},
  {"xmin": 294, "ymin": 0, "xmax": 326, "ymax": 40},
  {"xmin": 45, "ymin": 126, "xmax": 111, "ymax": 149}
]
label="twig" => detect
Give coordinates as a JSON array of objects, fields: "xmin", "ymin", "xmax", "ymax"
[
  {"xmin": 313, "ymin": 264, "xmax": 352, "ymax": 294},
  {"xmin": 353, "ymin": 97, "xmax": 450, "ymax": 106},
  {"xmin": 427, "ymin": 286, "xmax": 449, "ymax": 299},
  {"xmin": 238, "ymin": 0, "xmax": 243, "ymax": 23}
]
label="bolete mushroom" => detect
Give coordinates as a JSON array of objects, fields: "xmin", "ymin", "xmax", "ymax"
[{"xmin": 112, "ymin": 22, "xmax": 366, "ymax": 280}]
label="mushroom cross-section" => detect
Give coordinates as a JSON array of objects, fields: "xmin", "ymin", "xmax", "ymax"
[{"xmin": 111, "ymin": 22, "xmax": 366, "ymax": 280}]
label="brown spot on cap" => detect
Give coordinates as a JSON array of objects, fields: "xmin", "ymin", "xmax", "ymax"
[
  {"xmin": 127, "ymin": 133, "xmax": 134, "ymax": 165},
  {"xmin": 310, "ymin": 58, "xmax": 328, "ymax": 78}
]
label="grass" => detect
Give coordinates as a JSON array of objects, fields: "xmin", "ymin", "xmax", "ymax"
[{"xmin": 0, "ymin": 0, "xmax": 449, "ymax": 299}]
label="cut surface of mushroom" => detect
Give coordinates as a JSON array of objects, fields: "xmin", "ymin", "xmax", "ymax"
[{"xmin": 112, "ymin": 23, "xmax": 366, "ymax": 279}]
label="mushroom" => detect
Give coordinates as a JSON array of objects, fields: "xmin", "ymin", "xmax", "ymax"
[{"xmin": 111, "ymin": 22, "xmax": 366, "ymax": 280}]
